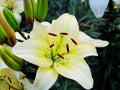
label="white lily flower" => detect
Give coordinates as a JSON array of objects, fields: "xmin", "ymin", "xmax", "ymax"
[
  {"xmin": 89, "ymin": 0, "xmax": 109, "ymax": 18},
  {"xmin": 0, "ymin": 0, "xmax": 24, "ymax": 22},
  {"xmin": 13, "ymin": 13, "xmax": 109, "ymax": 90}
]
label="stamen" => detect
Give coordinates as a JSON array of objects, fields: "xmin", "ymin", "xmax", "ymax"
[
  {"xmin": 66, "ymin": 44, "xmax": 69, "ymax": 53},
  {"xmin": 49, "ymin": 44, "xmax": 54, "ymax": 48},
  {"xmin": 57, "ymin": 54, "xmax": 64, "ymax": 59},
  {"xmin": 71, "ymin": 38, "xmax": 77, "ymax": 45},
  {"xmin": 48, "ymin": 33, "xmax": 57, "ymax": 36},
  {"xmin": 60, "ymin": 32, "xmax": 68, "ymax": 35},
  {"xmin": 8, "ymin": 77, "xmax": 12, "ymax": 83}
]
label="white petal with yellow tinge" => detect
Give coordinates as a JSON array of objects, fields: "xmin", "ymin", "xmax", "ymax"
[{"xmin": 54, "ymin": 55, "xmax": 93, "ymax": 89}]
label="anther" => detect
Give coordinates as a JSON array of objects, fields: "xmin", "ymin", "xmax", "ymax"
[
  {"xmin": 66, "ymin": 44, "xmax": 69, "ymax": 53},
  {"xmin": 57, "ymin": 54, "xmax": 64, "ymax": 59},
  {"xmin": 8, "ymin": 77, "xmax": 12, "ymax": 83},
  {"xmin": 49, "ymin": 44, "xmax": 54, "ymax": 48},
  {"xmin": 48, "ymin": 33, "xmax": 57, "ymax": 36},
  {"xmin": 71, "ymin": 38, "xmax": 77, "ymax": 45},
  {"xmin": 60, "ymin": 32, "xmax": 68, "ymax": 35}
]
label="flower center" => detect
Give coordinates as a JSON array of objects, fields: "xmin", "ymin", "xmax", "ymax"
[{"xmin": 47, "ymin": 32, "xmax": 78, "ymax": 62}]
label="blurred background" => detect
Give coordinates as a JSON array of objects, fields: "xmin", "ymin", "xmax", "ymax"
[{"xmin": 43, "ymin": 0, "xmax": 120, "ymax": 90}]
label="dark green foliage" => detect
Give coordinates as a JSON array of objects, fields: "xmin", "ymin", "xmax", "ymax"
[{"xmin": 22, "ymin": 61, "xmax": 38, "ymax": 83}]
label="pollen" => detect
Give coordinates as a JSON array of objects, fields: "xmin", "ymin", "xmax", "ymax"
[
  {"xmin": 49, "ymin": 44, "xmax": 54, "ymax": 48},
  {"xmin": 60, "ymin": 32, "xmax": 68, "ymax": 35},
  {"xmin": 57, "ymin": 53, "xmax": 64, "ymax": 59},
  {"xmin": 48, "ymin": 33, "xmax": 57, "ymax": 36},
  {"xmin": 66, "ymin": 44, "xmax": 69, "ymax": 53},
  {"xmin": 71, "ymin": 38, "xmax": 77, "ymax": 45}
]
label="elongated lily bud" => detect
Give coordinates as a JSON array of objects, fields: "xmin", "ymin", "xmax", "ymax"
[
  {"xmin": 0, "ymin": 26, "xmax": 7, "ymax": 45},
  {"xmin": 0, "ymin": 12, "xmax": 16, "ymax": 46},
  {"xmin": 24, "ymin": 0, "xmax": 35, "ymax": 26},
  {"xmin": 3, "ymin": 8, "xmax": 19, "ymax": 32},
  {"xmin": 35, "ymin": 0, "xmax": 48, "ymax": 22},
  {"xmin": 0, "ymin": 46, "xmax": 24, "ymax": 71}
]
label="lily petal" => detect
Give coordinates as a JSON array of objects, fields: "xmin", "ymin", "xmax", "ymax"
[
  {"xmin": 70, "ymin": 41, "xmax": 98, "ymax": 58},
  {"xmin": 54, "ymin": 55, "xmax": 93, "ymax": 89},
  {"xmin": 33, "ymin": 67, "xmax": 58, "ymax": 90},
  {"xmin": 12, "ymin": 40, "xmax": 52, "ymax": 67},
  {"xmin": 50, "ymin": 13, "xmax": 80, "ymax": 41},
  {"xmin": 79, "ymin": 31, "xmax": 109, "ymax": 47},
  {"xmin": 41, "ymin": 21, "xmax": 51, "ymax": 31},
  {"xmin": 30, "ymin": 20, "xmax": 49, "ymax": 43},
  {"xmin": 89, "ymin": 0, "xmax": 109, "ymax": 18}
]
